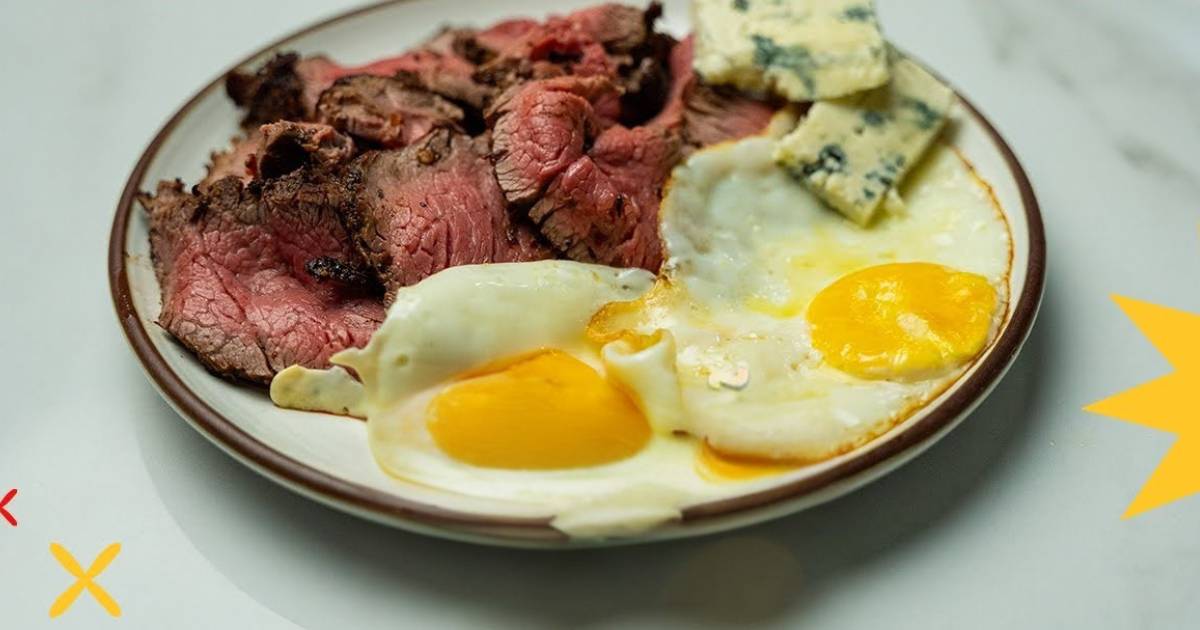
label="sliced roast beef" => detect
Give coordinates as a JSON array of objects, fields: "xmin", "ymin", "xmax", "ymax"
[
  {"xmin": 257, "ymin": 121, "xmax": 356, "ymax": 178},
  {"xmin": 389, "ymin": 56, "xmax": 493, "ymax": 111},
  {"xmin": 529, "ymin": 124, "xmax": 677, "ymax": 271},
  {"xmin": 408, "ymin": 29, "xmax": 502, "ymax": 109},
  {"xmin": 227, "ymin": 53, "xmax": 419, "ymax": 126},
  {"xmin": 340, "ymin": 128, "xmax": 552, "ymax": 302},
  {"xmin": 228, "ymin": 43, "xmax": 490, "ymax": 126},
  {"xmin": 472, "ymin": 3, "xmax": 654, "ymax": 94},
  {"xmin": 200, "ymin": 122, "xmax": 354, "ymax": 190},
  {"xmin": 489, "ymin": 76, "xmax": 620, "ymax": 205},
  {"xmin": 202, "ymin": 130, "xmax": 265, "ymax": 190},
  {"xmin": 567, "ymin": 2, "xmax": 659, "ymax": 54},
  {"xmin": 499, "ymin": 17, "xmax": 615, "ymax": 78},
  {"xmin": 308, "ymin": 51, "xmax": 488, "ymax": 117},
  {"xmin": 683, "ymin": 83, "xmax": 782, "ymax": 148},
  {"xmin": 315, "ymin": 75, "xmax": 463, "ymax": 149},
  {"xmin": 659, "ymin": 35, "xmax": 780, "ymax": 148},
  {"xmin": 468, "ymin": 4, "xmax": 669, "ymax": 125},
  {"xmin": 141, "ymin": 174, "xmax": 384, "ymax": 383},
  {"xmin": 468, "ymin": 3, "xmax": 655, "ymax": 63},
  {"xmin": 471, "ymin": 19, "xmax": 539, "ymax": 58},
  {"xmin": 226, "ymin": 53, "xmax": 309, "ymax": 127},
  {"xmin": 160, "ymin": 4, "xmax": 795, "ymax": 385},
  {"xmin": 305, "ymin": 256, "xmax": 377, "ymax": 287},
  {"xmin": 486, "ymin": 25, "xmax": 679, "ymax": 273},
  {"xmin": 618, "ymin": 47, "xmax": 672, "ymax": 126}
]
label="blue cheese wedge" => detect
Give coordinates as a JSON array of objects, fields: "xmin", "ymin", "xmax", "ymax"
[
  {"xmin": 774, "ymin": 54, "xmax": 956, "ymax": 224},
  {"xmin": 692, "ymin": 0, "xmax": 890, "ymax": 101}
]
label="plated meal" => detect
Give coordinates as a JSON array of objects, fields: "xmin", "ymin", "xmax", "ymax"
[{"xmin": 114, "ymin": 0, "xmax": 1043, "ymax": 544}]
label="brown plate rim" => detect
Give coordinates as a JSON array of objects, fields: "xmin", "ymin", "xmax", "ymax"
[{"xmin": 108, "ymin": 0, "xmax": 1046, "ymax": 544}]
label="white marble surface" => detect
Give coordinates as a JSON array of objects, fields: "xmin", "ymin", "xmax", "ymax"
[{"xmin": 2, "ymin": 0, "xmax": 1199, "ymax": 628}]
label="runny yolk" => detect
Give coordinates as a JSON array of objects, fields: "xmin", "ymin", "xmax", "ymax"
[
  {"xmin": 807, "ymin": 262, "xmax": 997, "ymax": 380},
  {"xmin": 426, "ymin": 350, "xmax": 651, "ymax": 470},
  {"xmin": 697, "ymin": 442, "xmax": 800, "ymax": 481}
]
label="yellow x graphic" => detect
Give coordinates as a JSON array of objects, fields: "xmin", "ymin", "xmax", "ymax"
[{"xmin": 49, "ymin": 542, "xmax": 122, "ymax": 618}]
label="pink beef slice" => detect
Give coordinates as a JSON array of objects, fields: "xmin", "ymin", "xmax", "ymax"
[
  {"xmin": 340, "ymin": 128, "xmax": 553, "ymax": 302},
  {"xmin": 529, "ymin": 123, "xmax": 679, "ymax": 271},
  {"xmin": 486, "ymin": 35, "xmax": 682, "ymax": 273},
  {"xmin": 315, "ymin": 75, "xmax": 464, "ymax": 149},
  {"xmin": 141, "ymin": 174, "xmax": 385, "ymax": 384},
  {"xmin": 489, "ymin": 76, "xmax": 621, "ymax": 205}
]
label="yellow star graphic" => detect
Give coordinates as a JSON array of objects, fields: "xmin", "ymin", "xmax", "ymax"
[{"xmin": 1085, "ymin": 295, "xmax": 1200, "ymax": 518}]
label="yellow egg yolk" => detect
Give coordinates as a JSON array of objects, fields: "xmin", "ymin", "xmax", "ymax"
[
  {"xmin": 426, "ymin": 350, "xmax": 651, "ymax": 470},
  {"xmin": 697, "ymin": 442, "xmax": 800, "ymax": 481},
  {"xmin": 807, "ymin": 262, "xmax": 997, "ymax": 380}
]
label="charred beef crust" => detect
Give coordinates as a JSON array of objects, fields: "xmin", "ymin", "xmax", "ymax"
[
  {"xmin": 226, "ymin": 53, "xmax": 307, "ymax": 127},
  {"xmin": 451, "ymin": 29, "xmax": 496, "ymax": 65},
  {"xmin": 258, "ymin": 121, "xmax": 356, "ymax": 178},
  {"xmin": 617, "ymin": 3, "xmax": 674, "ymax": 122},
  {"xmin": 199, "ymin": 122, "xmax": 355, "ymax": 190},
  {"xmin": 617, "ymin": 31, "xmax": 675, "ymax": 126},
  {"xmin": 305, "ymin": 256, "xmax": 378, "ymax": 287},
  {"xmin": 228, "ymin": 43, "xmax": 491, "ymax": 129}
]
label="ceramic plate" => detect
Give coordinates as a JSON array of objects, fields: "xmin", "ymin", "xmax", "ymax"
[{"xmin": 109, "ymin": 0, "xmax": 1045, "ymax": 547}]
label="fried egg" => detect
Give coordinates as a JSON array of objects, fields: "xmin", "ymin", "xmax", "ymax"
[
  {"xmin": 590, "ymin": 137, "xmax": 1011, "ymax": 461},
  {"xmin": 324, "ymin": 262, "xmax": 765, "ymax": 535}
]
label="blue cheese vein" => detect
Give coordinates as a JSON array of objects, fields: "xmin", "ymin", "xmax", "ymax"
[
  {"xmin": 774, "ymin": 53, "xmax": 956, "ymax": 224},
  {"xmin": 692, "ymin": 0, "xmax": 890, "ymax": 101}
]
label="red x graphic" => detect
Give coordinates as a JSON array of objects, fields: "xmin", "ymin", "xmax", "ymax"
[{"xmin": 1, "ymin": 489, "xmax": 16, "ymax": 527}]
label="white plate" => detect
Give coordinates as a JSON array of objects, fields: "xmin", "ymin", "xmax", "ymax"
[{"xmin": 109, "ymin": 0, "xmax": 1045, "ymax": 547}]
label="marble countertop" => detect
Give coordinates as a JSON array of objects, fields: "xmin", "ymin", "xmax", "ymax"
[{"xmin": 2, "ymin": 0, "xmax": 1198, "ymax": 627}]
